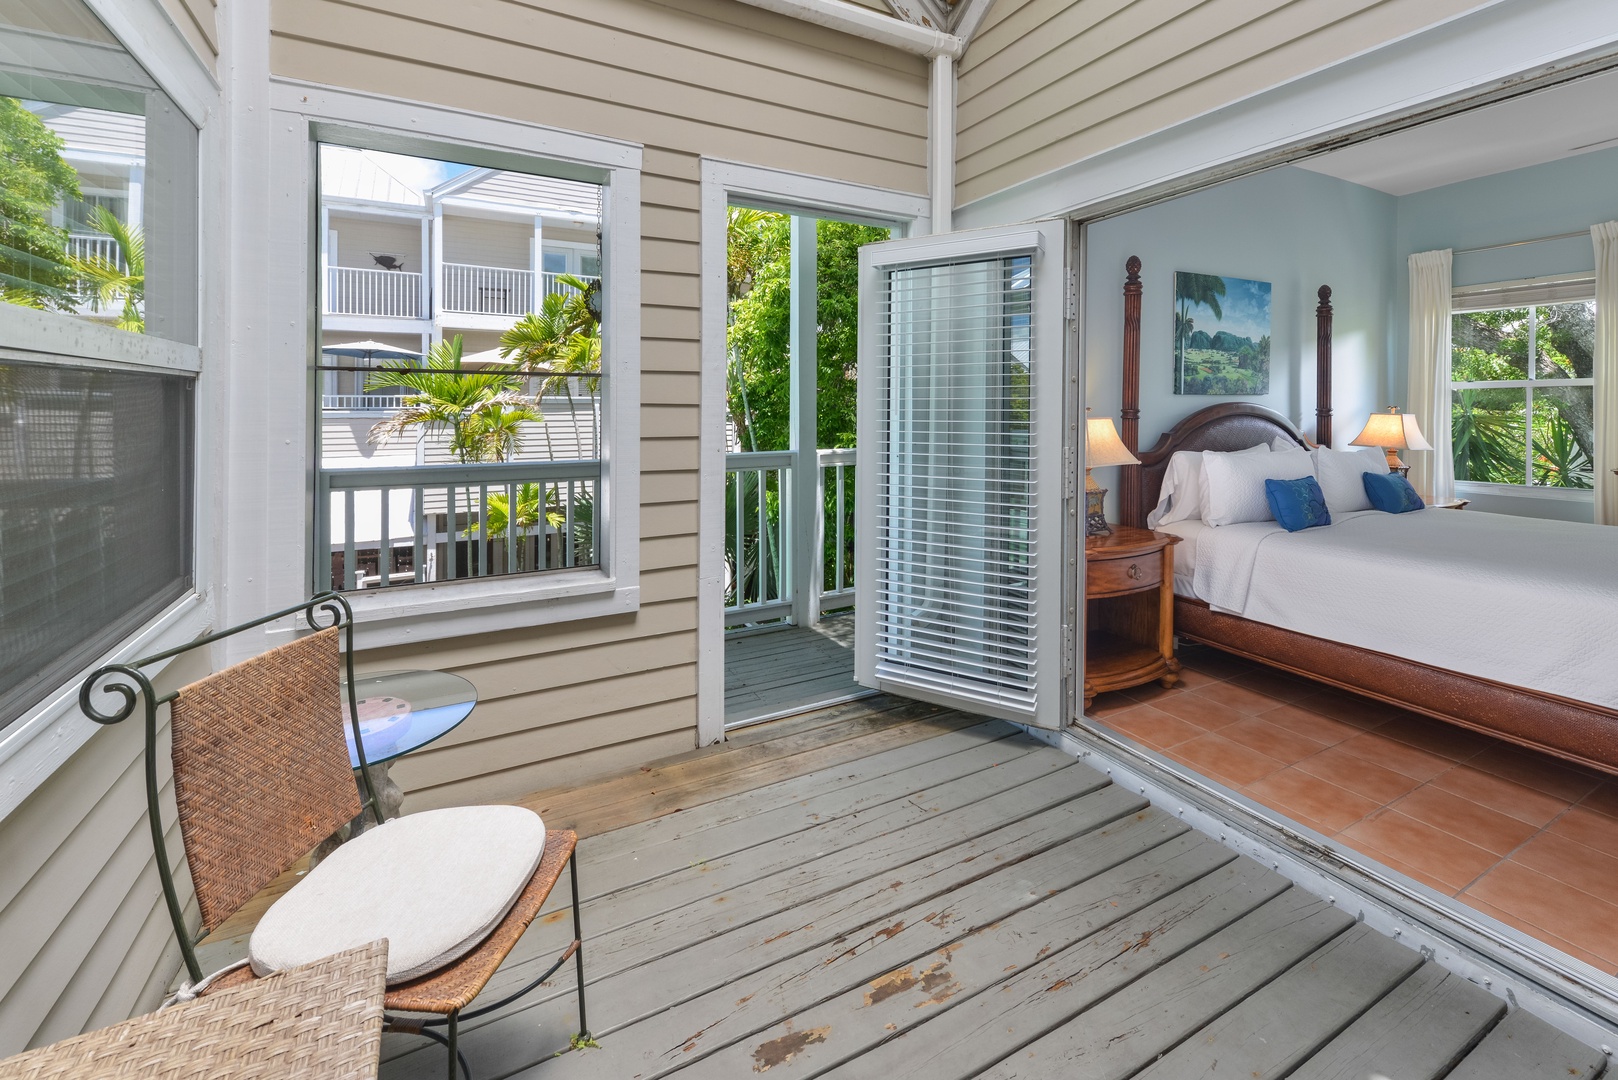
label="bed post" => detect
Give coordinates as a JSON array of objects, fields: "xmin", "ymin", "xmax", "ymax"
[
  {"xmin": 1315, "ymin": 285, "xmax": 1333, "ymax": 448},
  {"xmin": 1120, "ymin": 255, "xmax": 1143, "ymax": 529}
]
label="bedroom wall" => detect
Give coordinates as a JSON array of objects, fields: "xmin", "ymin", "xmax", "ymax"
[
  {"xmin": 1393, "ymin": 146, "xmax": 1618, "ymax": 523},
  {"xmin": 1084, "ymin": 166, "xmax": 1396, "ymax": 517}
]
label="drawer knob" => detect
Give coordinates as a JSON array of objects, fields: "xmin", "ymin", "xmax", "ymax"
[{"xmin": 1127, "ymin": 562, "xmax": 1142, "ymax": 580}]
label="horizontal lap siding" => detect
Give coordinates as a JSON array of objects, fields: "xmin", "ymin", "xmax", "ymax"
[
  {"xmin": 271, "ymin": 0, "xmax": 927, "ymax": 808},
  {"xmin": 955, "ymin": 0, "xmax": 1492, "ymax": 208},
  {"xmin": 159, "ymin": 0, "xmax": 217, "ymax": 69}
]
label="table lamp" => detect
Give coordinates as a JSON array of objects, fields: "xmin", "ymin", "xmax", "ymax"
[
  {"xmin": 1349, "ymin": 406, "xmax": 1432, "ymax": 476},
  {"xmin": 1086, "ymin": 413, "xmax": 1139, "ymax": 536}
]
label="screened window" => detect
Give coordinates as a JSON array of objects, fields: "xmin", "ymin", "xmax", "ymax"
[
  {"xmin": 1451, "ymin": 295, "xmax": 1596, "ymax": 489},
  {"xmin": 315, "ymin": 143, "xmax": 607, "ymax": 592},
  {"xmin": 0, "ymin": 361, "xmax": 194, "ymax": 730}
]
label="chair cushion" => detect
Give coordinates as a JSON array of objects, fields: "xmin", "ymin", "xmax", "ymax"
[{"xmin": 250, "ymin": 805, "xmax": 546, "ymax": 985}]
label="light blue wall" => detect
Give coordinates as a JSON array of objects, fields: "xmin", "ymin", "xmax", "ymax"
[
  {"xmin": 1393, "ymin": 146, "xmax": 1618, "ymax": 523},
  {"xmin": 1083, "ymin": 167, "xmax": 1397, "ymax": 517}
]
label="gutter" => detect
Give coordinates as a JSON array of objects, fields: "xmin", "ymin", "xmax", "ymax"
[{"xmin": 730, "ymin": 0, "xmax": 964, "ymax": 58}]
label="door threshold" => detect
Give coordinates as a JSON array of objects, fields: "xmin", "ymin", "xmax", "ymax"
[{"xmin": 724, "ymin": 689, "xmax": 880, "ymax": 733}]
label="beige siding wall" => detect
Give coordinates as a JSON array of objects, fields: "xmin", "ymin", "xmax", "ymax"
[
  {"xmin": 955, "ymin": 0, "xmax": 1496, "ymax": 207},
  {"xmin": 443, "ymin": 215, "xmax": 532, "ymax": 270},
  {"xmin": 271, "ymin": 0, "xmax": 928, "ymax": 809},
  {"xmin": 329, "ymin": 215, "xmax": 421, "ymax": 271},
  {"xmin": 157, "ymin": 0, "xmax": 217, "ymax": 70},
  {"xmin": 0, "ymin": 651, "xmax": 209, "ymax": 1052}
]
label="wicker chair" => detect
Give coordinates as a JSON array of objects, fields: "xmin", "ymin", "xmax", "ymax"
[{"xmin": 79, "ymin": 594, "xmax": 589, "ymax": 1080}]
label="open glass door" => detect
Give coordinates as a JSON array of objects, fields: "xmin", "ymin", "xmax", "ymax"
[{"xmin": 854, "ymin": 222, "xmax": 1072, "ymax": 729}]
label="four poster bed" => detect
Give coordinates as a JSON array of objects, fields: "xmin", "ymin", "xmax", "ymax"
[{"xmin": 1111, "ymin": 256, "xmax": 1618, "ymax": 775}]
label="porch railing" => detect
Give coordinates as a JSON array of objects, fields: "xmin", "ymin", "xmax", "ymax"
[
  {"xmin": 67, "ymin": 233, "xmax": 123, "ymax": 268},
  {"xmin": 724, "ymin": 447, "xmax": 856, "ymax": 626},
  {"xmin": 327, "ymin": 265, "xmax": 423, "ymax": 318},
  {"xmin": 317, "ymin": 460, "xmax": 599, "ymax": 592},
  {"xmin": 442, "ymin": 263, "xmax": 532, "ymax": 316},
  {"xmin": 322, "ymin": 394, "xmax": 405, "ymax": 412}
]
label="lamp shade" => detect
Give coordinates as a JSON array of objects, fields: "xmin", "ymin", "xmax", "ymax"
[
  {"xmin": 1350, "ymin": 408, "xmax": 1432, "ymax": 451},
  {"xmin": 1085, "ymin": 416, "xmax": 1140, "ymax": 468}
]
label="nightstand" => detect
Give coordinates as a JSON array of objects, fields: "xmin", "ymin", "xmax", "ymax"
[{"xmin": 1084, "ymin": 525, "xmax": 1181, "ymax": 711}]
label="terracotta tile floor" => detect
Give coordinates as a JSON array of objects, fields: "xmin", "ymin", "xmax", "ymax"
[{"xmin": 1090, "ymin": 643, "xmax": 1618, "ymax": 975}]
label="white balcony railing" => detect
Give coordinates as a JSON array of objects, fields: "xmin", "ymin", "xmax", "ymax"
[
  {"xmin": 543, "ymin": 271, "xmax": 594, "ymax": 302},
  {"xmin": 724, "ymin": 447, "xmax": 855, "ymax": 626},
  {"xmin": 318, "ymin": 459, "xmax": 600, "ymax": 591},
  {"xmin": 322, "ymin": 394, "xmax": 406, "ymax": 412},
  {"xmin": 67, "ymin": 233, "xmax": 123, "ymax": 268},
  {"xmin": 326, "ymin": 265, "xmax": 423, "ymax": 318},
  {"xmin": 442, "ymin": 263, "xmax": 532, "ymax": 315}
]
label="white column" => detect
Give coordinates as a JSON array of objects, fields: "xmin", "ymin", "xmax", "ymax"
[
  {"xmin": 928, "ymin": 53, "xmax": 955, "ymax": 236},
  {"xmin": 789, "ymin": 215, "xmax": 820, "ymax": 627},
  {"xmin": 419, "ymin": 212, "xmax": 431, "ymax": 320},
  {"xmin": 531, "ymin": 214, "xmax": 544, "ymax": 312},
  {"xmin": 430, "ymin": 202, "xmax": 445, "ymax": 339}
]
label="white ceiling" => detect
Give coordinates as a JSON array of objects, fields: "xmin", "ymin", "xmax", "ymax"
[{"xmin": 1295, "ymin": 68, "xmax": 1618, "ymax": 196}]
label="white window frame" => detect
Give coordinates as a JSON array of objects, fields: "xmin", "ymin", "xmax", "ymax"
[
  {"xmin": 1451, "ymin": 279, "xmax": 1597, "ymax": 501},
  {"xmin": 267, "ymin": 81, "xmax": 642, "ymax": 649},
  {"xmin": 0, "ymin": 0, "xmax": 217, "ymax": 822}
]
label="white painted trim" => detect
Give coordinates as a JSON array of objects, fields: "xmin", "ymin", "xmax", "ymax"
[
  {"xmin": 1039, "ymin": 721, "xmax": 1618, "ymax": 1050},
  {"xmin": 928, "ymin": 54, "xmax": 955, "ymax": 234},
  {"xmin": 266, "ymin": 81, "xmax": 641, "ymax": 650},
  {"xmin": 954, "ymin": 0, "xmax": 1618, "ymax": 228},
  {"xmin": 1455, "ymin": 480, "xmax": 1596, "ymax": 503},
  {"xmin": 0, "ymin": 306, "xmax": 201, "ymax": 374},
  {"xmin": 949, "ymin": 0, "xmax": 998, "ymax": 43},
  {"xmin": 698, "ymin": 159, "xmax": 930, "ymax": 748},
  {"xmin": 0, "ymin": 592, "xmax": 212, "ymax": 824},
  {"xmin": 82, "ymin": 0, "xmax": 218, "ymax": 125},
  {"xmin": 729, "ymin": 0, "xmax": 961, "ymax": 58}
]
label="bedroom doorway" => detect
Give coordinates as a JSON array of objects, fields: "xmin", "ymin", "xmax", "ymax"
[{"xmin": 1068, "ymin": 65, "xmax": 1618, "ymax": 1014}]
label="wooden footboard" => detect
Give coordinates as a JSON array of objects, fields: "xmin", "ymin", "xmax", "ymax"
[{"xmin": 1176, "ymin": 597, "xmax": 1618, "ymax": 776}]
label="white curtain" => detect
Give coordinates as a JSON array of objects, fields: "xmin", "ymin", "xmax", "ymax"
[
  {"xmin": 1593, "ymin": 222, "xmax": 1618, "ymax": 525},
  {"xmin": 1407, "ymin": 249, "xmax": 1454, "ymax": 503}
]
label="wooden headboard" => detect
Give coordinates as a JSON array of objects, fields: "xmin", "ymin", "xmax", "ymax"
[{"xmin": 1119, "ymin": 259, "xmax": 1334, "ymax": 530}]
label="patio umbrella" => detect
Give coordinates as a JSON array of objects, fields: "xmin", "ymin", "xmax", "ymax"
[{"xmin": 321, "ymin": 340, "xmax": 421, "ymax": 363}]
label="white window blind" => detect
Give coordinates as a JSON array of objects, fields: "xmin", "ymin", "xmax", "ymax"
[
  {"xmin": 1453, "ymin": 273, "xmax": 1596, "ymax": 312},
  {"xmin": 868, "ymin": 252, "xmax": 1041, "ymax": 714}
]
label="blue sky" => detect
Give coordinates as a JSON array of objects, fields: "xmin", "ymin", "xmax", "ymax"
[{"xmin": 1183, "ymin": 274, "xmax": 1271, "ymax": 342}]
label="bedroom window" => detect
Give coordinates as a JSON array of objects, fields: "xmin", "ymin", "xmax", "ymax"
[{"xmin": 1450, "ymin": 296, "xmax": 1596, "ymax": 489}]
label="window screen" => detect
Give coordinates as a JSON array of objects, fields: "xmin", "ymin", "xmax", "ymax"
[{"xmin": 0, "ymin": 359, "xmax": 194, "ymax": 729}]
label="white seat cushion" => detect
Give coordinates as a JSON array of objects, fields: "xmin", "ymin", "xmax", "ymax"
[{"xmin": 250, "ymin": 805, "xmax": 546, "ymax": 985}]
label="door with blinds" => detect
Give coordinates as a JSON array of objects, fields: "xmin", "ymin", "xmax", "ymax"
[{"xmin": 854, "ymin": 222, "xmax": 1072, "ymax": 729}]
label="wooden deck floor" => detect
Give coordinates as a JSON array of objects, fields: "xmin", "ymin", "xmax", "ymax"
[
  {"xmin": 373, "ymin": 696, "xmax": 1608, "ymax": 1080},
  {"xmin": 724, "ymin": 612, "xmax": 868, "ymax": 727}
]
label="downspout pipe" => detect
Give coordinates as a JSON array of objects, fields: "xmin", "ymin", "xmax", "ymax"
[
  {"xmin": 730, "ymin": 0, "xmax": 964, "ymax": 58},
  {"xmin": 929, "ymin": 52, "xmax": 954, "ymax": 234}
]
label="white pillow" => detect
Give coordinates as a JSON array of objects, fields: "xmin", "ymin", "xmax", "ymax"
[
  {"xmin": 1201, "ymin": 449, "xmax": 1317, "ymax": 527},
  {"xmin": 1311, "ymin": 445, "xmax": 1387, "ymax": 514},
  {"xmin": 1271, "ymin": 435, "xmax": 1303, "ymax": 452},
  {"xmin": 1148, "ymin": 443, "xmax": 1270, "ymax": 529},
  {"xmin": 251, "ymin": 805, "xmax": 546, "ymax": 985}
]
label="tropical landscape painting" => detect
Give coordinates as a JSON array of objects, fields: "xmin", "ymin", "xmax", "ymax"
[{"xmin": 1174, "ymin": 272, "xmax": 1272, "ymax": 395}]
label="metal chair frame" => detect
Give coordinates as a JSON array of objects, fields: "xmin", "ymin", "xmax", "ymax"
[{"xmin": 80, "ymin": 592, "xmax": 590, "ymax": 1079}]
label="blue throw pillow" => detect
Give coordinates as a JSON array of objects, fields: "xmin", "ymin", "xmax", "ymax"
[
  {"xmin": 1362, "ymin": 470, "xmax": 1426, "ymax": 513},
  {"xmin": 1264, "ymin": 476, "xmax": 1332, "ymax": 532}
]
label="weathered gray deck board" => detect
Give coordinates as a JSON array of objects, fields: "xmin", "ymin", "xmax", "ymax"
[
  {"xmin": 1288, "ymin": 962, "xmax": 1505, "ymax": 1080},
  {"xmin": 1445, "ymin": 1007, "xmax": 1608, "ymax": 1080},
  {"xmin": 725, "ymin": 615, "xmax": 863, "ymax": 725},
  {"xmin": 371, "ymin": 702, "xmax": 1610, "ymax": 1080},
  {"xmin": 1132, "ymin": 923, "xmax": 1423, "ymax": 1080}
]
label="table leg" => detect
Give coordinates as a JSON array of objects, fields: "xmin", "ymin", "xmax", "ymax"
[{"xmin": 312, "ymin": 762, "xmax": 406, "ymax": 865}]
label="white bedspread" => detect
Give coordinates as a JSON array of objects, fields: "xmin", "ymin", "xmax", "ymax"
[{"xmin": 1186, "ymin": 508, "xmax": 1618, "ymax": 707}]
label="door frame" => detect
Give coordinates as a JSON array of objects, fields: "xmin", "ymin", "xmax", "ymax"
[{"xmin": 697, "ymin": 160, "xmax": 928, "ymax": 746}]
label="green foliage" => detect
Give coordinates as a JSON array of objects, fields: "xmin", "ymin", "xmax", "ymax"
[
  {"xmin": 0, "ymin": 97, "xmax": 81, "ymax": 311},
  {"xmin": 1174, "ymin": 274, "xmax": 1267, "ymax": 394},
  {"xmin": 365, "ymin": 335, "xmax": 540, "ymax": 463},
  {"xmin": 1450, "ymin": 304, "xmax": 1594, "ymax": 488},
  {"xmin": 725, "ymin": 209, "xmax": 888, "ymax": 452},
  {"xmin": 70, "ymin": 205, "xmax": 145, "ymax": 332}
]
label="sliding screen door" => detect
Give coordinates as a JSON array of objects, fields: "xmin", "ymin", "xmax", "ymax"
[{"xmin": 855, "ymin": 222, "xmax": 1070, "ymax": 729}]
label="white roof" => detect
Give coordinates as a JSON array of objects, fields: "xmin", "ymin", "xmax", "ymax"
[
  {"xmin": 440, "ymin": 171, "xmax": 601, "ymax": 222},
  {"xmin": 320, "ymin": 145, "xmax": 428, "ymax": 207}
]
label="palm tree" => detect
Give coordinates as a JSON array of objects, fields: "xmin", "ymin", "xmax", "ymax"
[
  {"xmin": 366, "ymin": 335, "xmax": 539, "ymax": 463},
  {"xmin": 499, "ymin": 275, "xmax": 601, "ymax": 457},
  {"xmin": 1174, "ymin": 273, "xmax": 1226, "ymax": 391},
  {"xmin": 69, "ymin": 206, "xmax": 143, "ymax": 333}
]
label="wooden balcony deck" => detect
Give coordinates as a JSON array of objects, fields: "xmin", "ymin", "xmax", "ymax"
[
  {"xmin": 369, "ymin": 695, "xmax": 1608, "ymax": 1080},
  {"xmin": 724, "ymin": 612, "xmax": 867, "ymax": 728}
]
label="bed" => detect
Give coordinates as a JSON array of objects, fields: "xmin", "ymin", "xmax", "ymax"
[{"xmin": 1112, "ymin": 259, "xmax": 1618, "ymax": 774}]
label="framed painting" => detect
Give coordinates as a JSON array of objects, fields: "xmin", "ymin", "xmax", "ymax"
[{"xmin": 1174, "ymin": 272, "xmax": 1271, "ymax": 395}]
